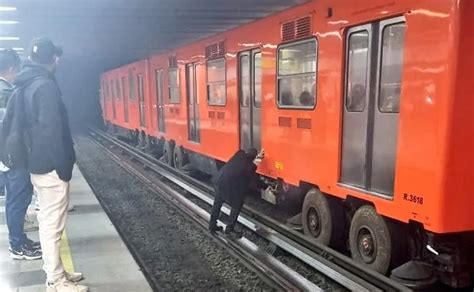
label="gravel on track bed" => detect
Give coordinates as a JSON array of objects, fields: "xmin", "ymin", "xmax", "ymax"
[{"xmin": 74, "ymin": 134, "xmax": 274, "ymax": 291}]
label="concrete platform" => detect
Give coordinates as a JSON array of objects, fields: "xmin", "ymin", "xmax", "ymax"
[{"xmin": 0, "ymin": 166, "xmax": 152, "ymax": 292}]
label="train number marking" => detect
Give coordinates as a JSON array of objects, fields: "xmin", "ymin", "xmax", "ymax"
[{"xmin": 403, "ymin": 193, "xmax": 424, "ymax": 205}]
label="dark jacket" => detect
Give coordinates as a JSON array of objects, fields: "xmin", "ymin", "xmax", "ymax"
[
  {"xmin": 16, "ymin": 62, "xmax": 75, "ymax": 181},
  {"xmin": 214, "ymin": 150, "xmax": 266, "ymax": 206}
]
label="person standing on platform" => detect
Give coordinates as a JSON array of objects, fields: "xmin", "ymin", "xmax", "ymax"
[
  {"xmin": 209, "ymin": 148, "xmax": 267, "ymax": 237},
  {"xmin": 16, "ymin": 37, "xmax": 87, "ymax": 292},
  {"xmin": 0, "ymin": 49, "xmax": 42, "ymax": 260}
]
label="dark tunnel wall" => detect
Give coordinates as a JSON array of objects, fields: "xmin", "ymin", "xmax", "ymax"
[{"xmin": 54, "ymin": 57, "xmax": 126, "ymax": 129}]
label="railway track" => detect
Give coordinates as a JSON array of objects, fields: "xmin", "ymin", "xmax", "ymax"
[{"xmin": 88, "ymin": 128, "xmax": 411, "ymax": 292}]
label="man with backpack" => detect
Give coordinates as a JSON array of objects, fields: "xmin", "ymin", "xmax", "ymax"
[
  {"xmin": 6, "ymin": 38, "xmax": 87, "ymax": 292},
  {"xmin": 0, "ymin": 49, "xmax": 42, "ymax": 260}
]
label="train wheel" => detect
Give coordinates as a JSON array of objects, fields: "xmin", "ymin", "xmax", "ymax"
[
  {"xmin": 173, "ymin": 146, "xmax": 188, "ymax": 170},
  {"xmin": 349, "ymin": 205, "xmax": 391, "ymax": 274},
  {"xmin": 302, "ymin": 189, "xmax": 345, "ymax": 247},
  {"xmin": 163, "ymin": 141, "xmax": 174, "ymax": 167}
]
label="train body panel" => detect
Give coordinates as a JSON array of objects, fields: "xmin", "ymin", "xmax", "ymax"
[{"xmin": 101, "ymin": 0, "xmax": 473, "ymax": 236}]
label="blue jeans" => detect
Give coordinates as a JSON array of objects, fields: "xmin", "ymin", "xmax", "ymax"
[
  {"xmin": 0, "ymin": 172, "xmax": 5, "ymax": 196},
  {"xmin": 2, "ymin": 168, "xmax": 33, "ymax": 249}
]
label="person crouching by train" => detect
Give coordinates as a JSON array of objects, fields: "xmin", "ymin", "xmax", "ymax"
[{"xmin": 208, "ymin": 148, "xmax": 267, "ymax": 237}]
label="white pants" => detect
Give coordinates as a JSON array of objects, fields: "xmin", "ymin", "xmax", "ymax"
[{"xmin": 31, "ymin": 170, "xmax": 70, "ymax": 283}]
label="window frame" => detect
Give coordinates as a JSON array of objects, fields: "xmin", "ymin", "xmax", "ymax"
[
  {"xmin": 206, "ymin": 57, "xmax": 227, "ymax": 107},
  {"xmin": 238, "ymin": 53, "xmax": 250, "ymax": 108},
  {"xmin": 253, "ymin": 51, "xmax": 262, "ymax": 108},
  {"xmin": 376, "ymin": 19, "xmax": 406, "ymax": 114},
  {"xmin": 344, "ymin": 27, "xmax": 371, "ymax": 113},
  {"xmin": 276, "ymin": 37, "xmax": 318, "ymax": 110},
  {"xmin": 168, "ymin": 67, "xmax": 180, "ymax": 104}
]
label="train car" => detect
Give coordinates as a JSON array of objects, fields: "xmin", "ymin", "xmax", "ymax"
[
  {"xmin": 101, "ymin": 60, "xmax": 151, "ymax": 142},
  {"xmin": 102, "ymin": 0, "xmax": 474, "ymax": 287}
]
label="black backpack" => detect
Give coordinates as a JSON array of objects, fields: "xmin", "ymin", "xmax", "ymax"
[
  {"xmin": 0, "ymin": 76, "xmax": 46, "ymax": 169},
  {"xmin": 0, "ymin": 84, "xmax": 30, "ymax": 169}
]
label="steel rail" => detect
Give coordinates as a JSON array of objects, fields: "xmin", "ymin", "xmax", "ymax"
[
  {"xmin": 87, "ymin": 134, "xmax": 322, "ymax": 292},
  {"xmin": 89, "ymin": 128, "xmax": 411, "ymax": 292}
]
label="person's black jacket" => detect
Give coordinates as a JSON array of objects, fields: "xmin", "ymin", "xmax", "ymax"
[
  {"xmin": 214, "ymin": 150, "xmax": 266, "ymax": 206},
  {"xmin": 15, "ymin": 62, "xmax": 75, "ymax": 181}
]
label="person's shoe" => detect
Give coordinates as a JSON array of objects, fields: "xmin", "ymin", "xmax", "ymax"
[
  {"xmin": 66, "ymin": 272, "xmax": 84, "ymax": 282},
  {"xmin": 10, "ymin": 244, "xmax": 42, "ymax": 260},
  {"xmin": 25, "ymin": 238, "xmax": 41, "ymax": 250},
  {"xmin": 224, "ymin": 227, "xmax": 243, "ymax": 238},
  {"xmin": 47, "ymin": 281, "xmax": 88, "ymax": 292},
  {"xmin": 24, "ymin": 216, "xmax": 39, "ymax": 232},
  {"xmin": 208, "ymin": 225, "xmax": 223, "ymax": 233},
  {"xmin": 67, "ymin": 204, "xmax": 74, "ymax": 212}
]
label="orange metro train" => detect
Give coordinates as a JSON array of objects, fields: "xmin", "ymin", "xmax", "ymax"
[{"xmin": 100, "ymin": 0, "xmax": 474, "ymax": 287}]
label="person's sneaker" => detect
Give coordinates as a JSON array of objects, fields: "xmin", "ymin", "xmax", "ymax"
[
  {"xmin": 25, "ymin": 238, "xmax": 41, "ymax": 250},
  {"xmin": 66, "ymin": 272, "xmax": 84, "ymax": 282},
  {"xmin": 224, "ymin": 227, "xmax": 243, "ymax": 238},
  {"xmin": 209, "ymin": 225, "xmax": 223, "ymax": 234},
  {"xmin": 24, "ymin": 216, "xmax": 39, "ymax": 232},
  {"xmin": 67, "ymin": 204, "xmax": 74, "ymax": 212},
  {"xmin": 10, "ymin": 244, "xmax": 42, "ymax": 260},
  {"xmin": 47, "ymin": 281, "xmax": 88, "ymax": 292}
]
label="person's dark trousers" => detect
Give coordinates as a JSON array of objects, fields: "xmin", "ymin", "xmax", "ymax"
[
  {"xmin": 209, "ymin": 190, "xmax": 225, "ymax": 229},
  {"xmin": 225, "ymin": 197, "xmax": 245, "ymax": 232},
  {"xmin": 0, "ymin": 172, "xmax": 5, "ymax": 197},
  {"xmin": 4, "ymin": 168, "xmax": 33, "ymax": 249}
]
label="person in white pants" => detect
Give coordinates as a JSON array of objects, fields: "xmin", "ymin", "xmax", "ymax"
[{"xmin": 18, "ymin": 37, "xmax": 88, "ymax": 292}]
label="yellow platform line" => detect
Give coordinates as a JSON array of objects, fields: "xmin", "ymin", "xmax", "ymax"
[{"xmin": 60, "ymin": 230, "xmax": 75, "ymax": 273}]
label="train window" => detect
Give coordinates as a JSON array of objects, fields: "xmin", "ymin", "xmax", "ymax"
[
  {"xmin": 128, "ymin": 72, "xmax": 136, "ymax": 100},
  {"xmin": 346, "ymin": 30, "xmax": 369, "ymax": 112},
  {"xmin": 115, "ymin": 79, "xmax": 121, "ymax": 100},
  {"xmin": 155, "ymin": 69, "xmax": 163, "ymax": 104},
  {"xmin": 207, "ymin": 58, "xmax": 226, "ymax": 106},
  {"xmin": 121, "ymin": 77, "xmax": 127, "ymax": 98},
  {"xmin": 254, "ymin": 52, "xmax": 262, "ymax": 108},
  {"xmin": 168, "ymin": 68, "xmax": 180, "ymax": 104},
  {"xmin": 138, "ymin": 74, "xmax": 144, "ymax": 101},
  {"xmin": 104, "ymin": 81, "xmax": 110, "ymax": 100},
  {"xmin": 277, "ymin": 39, "xmax": 317, "ymax": 109},
  {"xmin": 378, "ymin": 22, "xmax": 406, "ymax": 113},
  {"xmin": 110, "ymin": 80, "xmax": 115, "ymax": 100},
  {"xmin": 239, "ymin": 55, "xmax": 250, "ymax": 107}
]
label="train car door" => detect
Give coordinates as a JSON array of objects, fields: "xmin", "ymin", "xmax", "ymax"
[
  {"xmin": 110, "ymin": 79, "xmax": 116, "ymax": 120},
  {"xmin": 155, "ymin": 69, "xmax": 166, "ymax": 133},
  {"xmin": 186, "ymin": 63, "xmax": 200, "ymax": 142},
  {"xmin": 101, "ymin": 81, "xmax": 107, "ymax": 119},
  {"xmin": 238, "ymin": 49, "xmax": 262, "ymax": 151},
  {"xmin": 122, "ymin": 76, "xmax": 129, "ymax": 123},
  {"xmin": 138, "ymin": 73, "xmax": 146, "ymax": 127},
  {"xmin": 340, "ymin": 18, "xmax": 406, "ymax": 196}
]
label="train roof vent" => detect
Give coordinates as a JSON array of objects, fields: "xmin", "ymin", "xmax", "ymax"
[
  {"xmin": 296, "ymin": 16, "xmax": 311, "ymax": 38},
  {"xmin": 206, "ymin": 40, "xmax": 226, "ymax": 59},
  {"xmin": 168, "ymin": 56, "xmax": 177, "ymax": 68},
  {"xmin": 281, "ymin": 21, "xmax": 296, "ymax": 42},
  {"xmin": 281, "ymin": 16, "xmax": 312, "ymax": 42}
]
